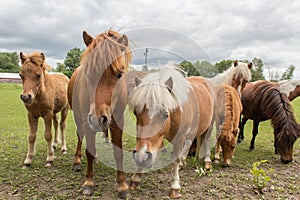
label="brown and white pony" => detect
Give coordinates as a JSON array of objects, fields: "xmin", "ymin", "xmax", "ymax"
[
  {"xmin": 126, "ymin": 66, "xmax": 215, "ymax": 198},
  {"xmin": 67, "ymin": 29, "xmax": 132, "ymax": 197},
  {"xmin": 19, "ymin": 52, "xmax": 69, "ymax": 168},
  {"xmin": 213, "ymin": 84, "xmax": 242, "ymax": 166}
]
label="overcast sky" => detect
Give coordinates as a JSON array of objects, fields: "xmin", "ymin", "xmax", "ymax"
[{"xmin": 1, "ymin": 0, "xmax": 300, "ymax": 79}]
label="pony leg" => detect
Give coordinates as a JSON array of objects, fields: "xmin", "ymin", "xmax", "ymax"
[
  {"xmin": 169, "ymin": 159, "xmax": 182, "ymax": 199},
  {"xmin": 196, "ymin": 126, "xmax": 213, "ymax": 170},
  {"xmin": 249, "ymin": 120, "xmax": 259, "ymax": 151},
  {"xmin": 214, "ymin": 142, "xmax": 221, "ymax": 164},
  {"xmin": 237, "ymin": 116, "xmax": 248, "ymax": 143},
  {"xmin": 82, "ymin": 124, "xmax": 96, "ymax": 195},
  {"xmin": 130, "ymin": 167, "xmax": 143, "ymax": 190},
  {"xmin": 110, "ymin": 117, "xmax": 130, "ymax": 199},
  {"xmin": 73, "ymin": 132, "xmax": 83, "ymax": 171},
  {"xmin": 60, "ymin": 106, "xmax": 68, "ymax": 154},
  {"xmin": 180, "ymin": 139, "xmax": 193, "ymax": 168},
  {"xmin": 23, "ymin": 113, "xmax": 38, "ymax": 168},
  {"xmin": 43, "ymin": 113, "xmax": 55, "ymax": 167},
  {"xmin": 52, "ymin": 114, "xmax": 59, "ymax": 150}
]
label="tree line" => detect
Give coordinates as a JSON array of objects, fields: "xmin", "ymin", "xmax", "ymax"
[{"xmin": 0, "ymin": 49, "xmax": 295, "ymax": 82}]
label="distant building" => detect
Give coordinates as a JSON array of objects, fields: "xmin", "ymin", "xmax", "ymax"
[{"xmin": 0, "ymin": 73, "xmax": 21, "ymax": 84}]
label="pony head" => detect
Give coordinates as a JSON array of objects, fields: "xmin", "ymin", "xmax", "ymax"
[
  {"xmin": 227, "ymin": 61, "xmax": 252, "ymax": 95},
  {"xmin": 129, "ymin": 66, "xmax": 190, "ymax": 168},
  {"xmin": 19, "ymin": 52, "xmax": 49, "ymax": 104},
  {"xmin": 218, "ymin": 128, "xmax": 238, "ymax": 166},
  {"xmin": 82, "ymin": 29, "xmax": 132, "ymax": 132}
]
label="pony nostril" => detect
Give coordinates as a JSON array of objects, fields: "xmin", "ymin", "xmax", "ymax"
[
  {"xmin": 20, "ymin": 94, "xmax": 23, "ymax": 100},
  {"xmin": 146, "ymin": 151, "xmax": 152, "ymax": 160},
  {"xmin": 88, "ymin": 114, "xmax": 93, "ymax": 124},
  {"xmin": 133, "ymin": 150, "xmax": 137, "ymax": 154},
  {"xmin": 281, "ymin": 158, "xmax": 292, "ymax": 164},
  {"xmin": 28, "ymin": 94, "xmax": 31, "ymax": 99},
  {"xmin": 100, "ymin": 116, "xmax": 108, "ymax": 124}
]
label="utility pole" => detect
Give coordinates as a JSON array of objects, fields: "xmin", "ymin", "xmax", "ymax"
[{"xmin": 144, "ymin": 48, "xmax": 148, "ymax": 67}]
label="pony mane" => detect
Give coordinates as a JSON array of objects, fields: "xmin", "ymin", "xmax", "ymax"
[
  {"xmin": 278, "ymin": 80, "xmax": 300, "ymax": 96},
  {"xmin": 210, "ymin": 61, "xmax": 252, "ymax": 84},
  {"xmin": 252, "ymin": 81, "xmax": 300, "ymax": 145},
  {"xmin": 81, "ymin": 29, "xmax": 132, "ymax": 78},
  {"xmin": 24, "ymin": 52, "xmax": 51, "ymax": 71},
  {"xmin": 128, "ymin": 64, "xmax": 191, "ymax": 114}
]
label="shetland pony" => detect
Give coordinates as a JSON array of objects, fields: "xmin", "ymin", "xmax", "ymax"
[
  {"xmin": 238, "ymin": 81, "xmax": 300, "ymax": 163},
  {"xmin": 209, "ymin": 61, "xmax": 252, "ymax": 96},
  {"xmin": 19, "ymin": 52, "xmax": 69, "ymax": 168},
  {"xmin": 213, "ymin": 84, "xmax": 242, "ymax": 167},
  {"xmin": 67, "ymin": 29, "xmax": 132, "ymax": 197},
  {"xmin": 188, "ymin": 61, "xmax": 252, "ymax": 157},
  {"xmin": 237, "ymin": 79, "xmax": 300, "ymax": 143},
  {"xmin": 127, "ymin": 66, "xmax": 215, "ymax": 198}
]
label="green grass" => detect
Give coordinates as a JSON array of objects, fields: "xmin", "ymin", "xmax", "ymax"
[{"xmin": 0, "ymin": 83, "xmax": 299, "ymax": 199}]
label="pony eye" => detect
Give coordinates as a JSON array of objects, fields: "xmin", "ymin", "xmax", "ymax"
[
  {"xmin": 117, "ymin": 73, "xmax": 123, "ymax": 79},
  {"xmin": 36, "ymin": 74, "xmax": 41, "ymax": 79},
  {"xmin": 162, "ymin": 112, "xmax": 169, "ymax": 120}
]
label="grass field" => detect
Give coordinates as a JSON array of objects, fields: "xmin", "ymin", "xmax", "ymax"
[{"xmin": 0, "ymin": 83, "xmax": 299, "ymax": 199}]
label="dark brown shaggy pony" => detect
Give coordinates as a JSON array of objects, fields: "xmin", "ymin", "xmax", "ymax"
[
  {"xmin": 19, "ymin": 52, "xmax": 69, "ymax": 168},
  {"xmin": 239, "ymin": 80, "xmax": 300, "ymax": 163}
]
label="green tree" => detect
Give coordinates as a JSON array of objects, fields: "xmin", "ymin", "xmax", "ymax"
[
  {"xmin": 251, "ymin": 58, "xmax": 265, "ymax": 81},
  {"xmin": 178, "ymin": 60, "xmax": 200, "ymax": 76},
  {"xmin": 64, "ymin": 47, "xmax": 83, "ymax": 77},
  {"xmin": 280, "ymin": 64, "xmax": 295, "ymax": 80},
  {"xmin": 0, "ymin": 52, "xmax": 20, "ymax": 73},
  {"xmin": 194, "ymin": 60, "xmax": 218, "ymax": 78},
  {"xmin": 215, "ymin": 60, "xmax": 233, "ymax": 73}
]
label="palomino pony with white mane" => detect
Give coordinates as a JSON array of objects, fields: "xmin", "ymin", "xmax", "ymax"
[
  {"xmin": 126, "ymin": 66, "xmax": 215, "ymax": 198},
  {"xmin": 68, "ymin": 29, "xmax": 132, "ymax": 197},
  {"xmin": 19, "ymin": 52, "xmax": 69, "ymax": 168}
]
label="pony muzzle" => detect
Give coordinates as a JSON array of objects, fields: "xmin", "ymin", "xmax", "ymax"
[
  {"xmin": 132, "ymin": 149, "xmax": 153, "ymax": 168},
  {"xmin": 20, "ymin": 93, "xmax": 33, "ymax": 104}
]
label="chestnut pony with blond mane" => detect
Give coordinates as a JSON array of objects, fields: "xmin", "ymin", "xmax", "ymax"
[
  {"xmin": 67, "ymin": 29, "xmax": 132, "ymax": 197},
  {"xmin": 19, "ymin": 52, "xmax": 69, "ymax": 168},
  {"xmin": 213, "ymin": 84, "xmax": 242, "ymax": 167},
  {"xmin": 126, "ymin": 66, "xmax": 215, "ymax": 198}
]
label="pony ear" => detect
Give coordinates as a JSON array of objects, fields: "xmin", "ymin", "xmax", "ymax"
[
  {"xmin": 234, "ymin": 61, "xmax": 238, "ymax": 67},
  {"xmin": 40, "ymin": 52, "xmax": 45, "ymax": 62},
  {"xmin": 135, "ymin": 76, "xmax": 143, "ymax": 87},
  {"xmin": 117, "ymin": 34, "xmax": 128, "ymax": 47},
  {"xmin": 20, "ymin": 52, "xmax": 26, "ymax": 64},
  {"xmin": 165, "ymin": 77, "xmax": 173, "ymax": 92},
  {"xmin": 248, "ymin": 62, "xmax": 252, "ymax": 69},
  {"xmin": 83, "ymin": 30, "xmax": 94, "ymax": 47}
]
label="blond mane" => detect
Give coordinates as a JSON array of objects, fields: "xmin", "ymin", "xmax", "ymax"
[
  {"xmin": 128, "ymin": 64, "xmax": 191, "ymax": 114},
  {"xmin": 80, "ymin": 29, "xmax": 132, "ymax": 78}
]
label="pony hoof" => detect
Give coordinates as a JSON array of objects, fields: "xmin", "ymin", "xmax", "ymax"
[
  {"xmin": 169, "ymin": 189, "xmax": 182, "ymax": 199},
  {"xmin": 73, "ymin": 163, "xmax": 81, "ymax": 172},
  {"xmin": 118, "ymin": 190, "xmax": 131, "ymax": 199},
  {"xmin": 204, "ymin": 162, "xmax": 212, "ymax": 170},
  {"xmin": 249, "ymin": 148, "xmax": 254, "ymax": 152},
  {"xmin": 237, "ymin": 139, "xmax": 242, "ymax": 144},
  {"xmin": 213, "ymin": 158, "xmax": 220, "ymax": 164},
  {"xmin": 129, "ymin": 181, "xmax": 140, "ymax": 190},
  {"xmin": 82, "ymin": 185, "xmax": 94, "ymax": 195},
  {"xmin": 45, "ymin": 161, "xmax": 53, "ymax": 167},
  {"xmin": 61, "ymin": 150, "xmax": 67, "ymax": 155}
]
